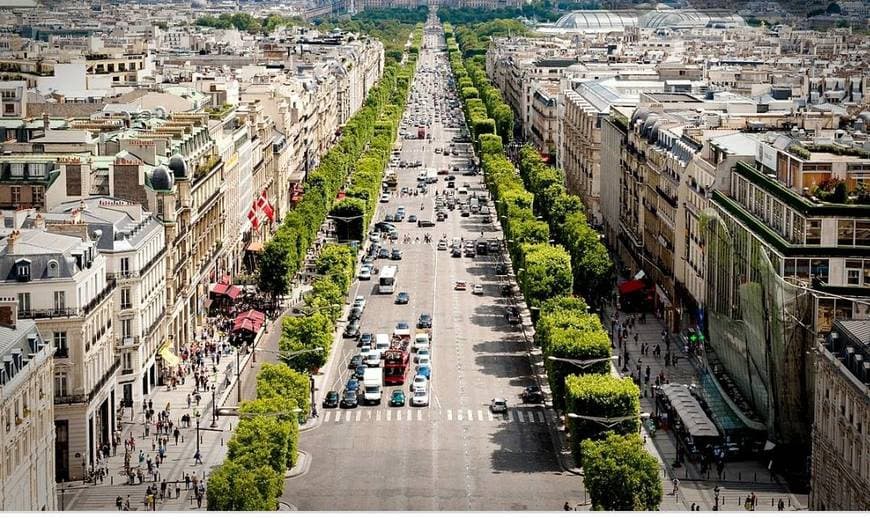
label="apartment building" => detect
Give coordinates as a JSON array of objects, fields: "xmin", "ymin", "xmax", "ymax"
[
  {"xmin": 811, "ymin": 320, "xmax": 870, "ymax": 511},
  {"xmin": 0, "ymin": 297, "xmax": 55, "ymax": 511},
  {"xmin": 0, "ymin": 80, "xmax": 27, "ymax": 117},
  {"xmin": 0, "ymin": 226, "xmax": 116, "ymax": 482}
]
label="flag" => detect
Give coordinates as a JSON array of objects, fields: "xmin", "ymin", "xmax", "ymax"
[
  {"xmin": 257, "ymin": 190, "xmax": 274, "ymax": 221},
  {"xmin": 247, "ymin": 202, "xmax": 260, "ymax": 231}
]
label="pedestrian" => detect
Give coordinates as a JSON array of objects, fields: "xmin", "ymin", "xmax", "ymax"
[
  {"xmin": 563, "ymin": 501, "xmax": 571, "ymax": 511},
  {"xmin": 185, "ymin": 474, "xmax": 191, "ymax": 490},
  {"xmin": 196, "ymin": 493, "xmax": 203, "ymax": 509},
  {"xmin": 116, "ymin": 495, "xmax": 123, "ymax": 511},
  {"xmin": 194, "ymin": 449, "xmax": 202, "ymax": 465},
  {"xmin": 672, "ymin": 477, "xmax": 680, "ymax": 495},
  {"xmin": 124, "ymin": 495, "xmax": 131, "ymax": 511},
  {"xmin": 778, "ymin": 499, "xmax": 785, "ymax": 511},
  {"xmin": 175, "ymin": 483, "xmax": 181, "ymax": 500}
]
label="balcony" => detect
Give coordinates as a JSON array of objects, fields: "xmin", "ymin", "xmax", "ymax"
[
  {"xmin": 55, "ymin": 358, "xmax": 120, "ymax": 406},
  {"xmin": 82, "ymin": 278, "xmax": 116, "ymax": 314},
  {"xmin": 18, "ymin": 307, "xmax": 80, "ymax": 320}
]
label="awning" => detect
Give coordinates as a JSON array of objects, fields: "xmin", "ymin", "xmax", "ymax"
[
  {"xmin": 235, "ymin": 309, "xmax": 266, "ymax": 325},
  {"xmin": 221, "ymin": 274, "xmax": 232, "ymax": 285},
  {"xmin": 225, "ymin": 285, "xmax": 242, "ymax": 300},
  {"xmin": 233, "ymin": 319, "xmax": 258, "ymax": 334},
  {"xmin": 660, "ymin": 384, "xmax": 720, "ymax": 438},
  {"xmin": 247, "ymin": 241, "xmax": 264, "ymax": 253},
  {"xmin": 618, "ymin": 279, "xmax": 646, "ymax": 296},
  {"xmin": 158, "ymin": 341, "xmax": 180, "ymax": 367},
  {"xmin": 211, "ymin": 283, "xmax": 229, "ymax": 295}
]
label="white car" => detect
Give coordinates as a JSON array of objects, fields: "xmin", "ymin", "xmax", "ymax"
[
  {"xmin": 490, "ymin": 398, "xmax": 508, "ymax": 413},
  {"xmin": 412, "ymin": 388, "xmax": 430, "ymax": 407},
  {"xmin": 411, "ymin": 375, "xmax": 428, "ymax": 393},
  {"xmin": 360, "ymin": 345, "xmax": 372, "ymax": 357},
  {"xmin": 416, "ymin": 347, "xmax": 431, "ymax": 364},
  {"xmin": 359, "ymin": 266, "xmax": 371, "ymax": 280},
  {"xmin": 379, "ymin": 193, "xmax": 390, "ymax": 203},
  {"xmin": 437, "ymin": 240, "xmax": 448, "ymax": 251},
  {"xmin": 365, "ymin": 352, "xmax": 381, "ymax": 367},
  {"xmin": 472, "ymin": 284, "xmax": 484, "ymax": 295},
  {"xmin": 414, "ymin": 333, "xmax": 430, "ymax": 351},
  {"xmin": 454, "ymin": 280, "xmax": 467, "ymax": 291},
  {"xmin": 353, "ymin": 296, "xmax": 366, "ymax": 311}
]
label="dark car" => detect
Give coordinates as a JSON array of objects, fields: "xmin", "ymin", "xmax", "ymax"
[
  {"xmin": 346, "ymin": 378, "xmax": 360, "ymax": 393},
  {"xmin": 496, "ymin": 263, "xmax": 508, "ymax": 275},
  {"xmin": 521, "ymin": 385, "xmax": 544, "ymax": 404},
  {"xmin": 505, "ymin": 306, "xmax": 522, "ymax": 325},
  {"xmin": 349, "ymin": 354, "xmax": 363, "ymax": 369},
  {"xmin": 354, "ymin": 365, "xmax": 366, "ymax": 379},
  {"xmin": 460, "ymin": 208, "xmax": 470, "ymax": 217},
  {"xmin": 343, "ymin": 320, "xmax": 361, "ymax": 338},
  {"xmin": 445, "ymin": 175, "xmax": 456, "ymax": 181},
  {"xmin": 375, "ymin": 221, "xmax": 396, "ymax": 233},
  {"xmin": 378, "ymin": 247, "xmax": 390, "ymax": 259},
  {"xmin": 464, "ymin": 248, "xmax": 475, "ymax": 258},
  {"xmin": 323, "ymin": 390, "xmax": 340, "ymax": 408},
  {"xmin": 391, "ymin": 249, "xmax": 403, "ymax": 260},
  {"xmin": 349, "ymin": 306, "xmax": 363, "ymax": 320},
  {"xmin": 408, "ymin": 214, "xmax": 418, "ymax": 223},
  {"xmin": 451, "ymin": 247, "xmax": 462, "ymax": 258},
  {"xmin": 417, "ymin": 313, "xmax": 433, "ymax": 329},
  {"xmin": 395, "ymin": 292, "xmax": 410, "ymax": 304},
  {"xmin": 417, "ymin": 220, "xmax": 436, "ymax": 227},
  {"xmin": 359, "ymin": 333, "xmax": 373, "ymax": 348},
  {"xmin": 436, "ymin": 212, "xmax": 447, "ymax": 222},
  {"xmin": 447, "ymin": 181, "xmax": 455, "ymax": 189},
  {"xmin": 341, "ymin": 390, "xmax": 359, "ymax": 408},
  {"xmin": 482, "ymin": 215, "xmax": 492, "ymax": 224},
  {"xmin": 390, "ymin": 389, "xmax": 406, "ymax": 407}
]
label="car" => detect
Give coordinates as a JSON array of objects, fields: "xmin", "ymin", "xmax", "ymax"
[
  {"xmin": 390, "ymin": 389, "xmax": 406, "ymax": 407},
  {"xmin": 451, "ymin": 247, "xmax": 462, "ymax": 258},
  {"xmin": 495, "ymin": 263, "xmax": 508, "ymax": 275},
  {"xmin": 393, "ymin": 212, "xmax": 405, "ymax": 222},
  {"xmin": 394, "ymin": 321, "xmax": 411, "ymax": 337},
  {"xmin": 323, "ymin": 390, "xmax": 340, "ymax": 408},
  {"xmin": 353, "ymin": 296, "xmax": 366, "ymax": 311},
  {"xmin": 375, "ymin": 221, "xmax": 396, "ymax": 233},
  {"xmin": 472, "ymin": 284, "xmax": 484, "ymax": 295},
  {"xmin": 417, "ymin": 219, "xmax": 435, "ymax": 227},
  {"xmin": 408, "ymin": 214, "xmax": 418, "ymax": 223},
  {"xmin": 365, "ymin": 352, "xmax": 381, "ymax": 367},
  {"xmin": 359, "ymin": 266, "xmax": 372, "ymax": 280},
  {"xmin": 417, "ymin": 313, "xmax": 433, "ymax": 329},
  {"xmin": 412, "ymin": 388, "xmax": 430, "ymax": 407},
  {"xmin": 454, "ymin": 280, "xmax": 467, "ymax": 291},
  {"xmin": 379, "ymin": 193, "xmax": 390, "ymax": 203},
  {"xmin": 384, "ymin": 213, "xmax": 395, "ymax": 222},
  {"xmin": 521, "ymin": 385, "xmax": 544, "ymax": 404},
  {"xmin": 437, "ymin": 240, "xmax": 448, "ymax": 251},
  {"xmin": 416, "ymin": 364, "xmax": 431, "ymax": 379},
  {"xmin": 445, "ymin": 175, "xmax": 456, "ymax": 181},
  {"xmin": 415, "ymin": 347, "xmax": 431, "ymax": 364},
  {"xmin": 505, "ymin": 306, "xmax": 522, "ymax": 325},
  {"xmin": 464, "ymin": 248, "xmax": 475, "ymax": 258},
  {"xmin": 359, "ymin": 332, "xmax": 373, "ymax": 348},
  {"xmin": 349, "ymin": 354, "xmax": 363, "ymax": 369},
  {"xmin": 411, "ymin": 375, "xmax": 428, "ymax": 393},
  {"xmin": 343, "ymin": 320, "xmax": 361, "ymax": 338},
  {"xmin": 377, "ymin": 247, "xmax": 389, "ymax": 259},
  {"xmin": 390, "ymin": 249, "xmax": 403, "ymax": 260},
  {"xmin": 341, "ymin": 390, "xmax": 359, "ymax": 408},
  {"xmin": 354, "ymin": 365, "xmax": 366, "ymax": 379},
  {"xmin": 460, "ymin": 208, "xmax": 470, "ymax": 217},
  {"xmin": 349, "ymin": 306, "xmax": 363, "ymax": 320},
  {"xmin": 345, "ymin": 378, "xmax": 360, "ymax": 392},
  {"xmin": 389, "ymin": 229, "xmax": 399, "ymax": 240},
  {"xmin": 490, "ymin": 398, "xmax": 508, "ymax": 413},
  {"xmin": 395, "ymin": 291, "xmax": 410, "ymax": 304},
  {"xmin": 482, "ymin": 215, "xmax": 492, "ymax": 224},
  {"xmin": 447, "ymin": 181, "xmax": 455, "ymax": 189}
]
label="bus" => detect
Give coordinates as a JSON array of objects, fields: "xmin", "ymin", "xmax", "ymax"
[{"xmin": 378, "ymin": 265, "xmax": 398, "ymax": 294}]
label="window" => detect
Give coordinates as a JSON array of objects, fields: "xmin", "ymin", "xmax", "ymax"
[
  {"xmin": 120, "ymin": 258, "xmax": 130, "ymax": 276},
  {"xmin": 846, "ymin": 260, "xmax": 862, "ymax": 286},
  {"xmin": 47, "ymin": 260, "xmax": 58, "ymax": 278},
  {"xmin": 4, "ymin": 103, "xmax": 14, "ymax": 115},
  {"xmin": 838, "ymin": 220, "xmax": 854, "ymax": 246},
  {"xmin": 53, "ymin": 373, "xmax": 68, "ymax": 397},
  {"xmin": 17, "ymin": 292, "xmax": 30, "ymax": 313},
  {"xmin": 806, "ymin": 219, "xmax": 822, "ymax": 245},
  {"xmin": 32, "ymin": 186, "xmax": 44, "ymax": 206},
  {"xmin": 812, "ymin": 259, "xmax": 829, "ymax": 283},
  {"xmin": 53, "ymin": 332, "xmax": 68, "ymax": 358},
  {"xmin": 53, "ymin": 291, "xmax": 65, "ymax": 312},
  {"xmin": 121, "ymin": 318, "xmax": 132, "ymax": 340},
  {"xmin": 120, "ymin": 288, "xmax": 131, "ymax": 310},
  {"xmin": 855, "ymin": 221, "xmax": 870, "ymax": 247},
  {"xmin": 10, "ymin": 186, "xmax": 20, "ymax": 204},
  {"xmin": 15, "ymin": 260, "xmax": 30, "ymax": 281},
  {"xmin": 122, "ymin": 352, "xmax": 132, "ymax": 371}
]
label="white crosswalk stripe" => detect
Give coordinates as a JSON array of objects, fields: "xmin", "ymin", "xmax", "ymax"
[
  {"xmin": 447, "ymin": 409, "xmax": 452, "ymax": 420},
  {"xmin": 345, "ymin": 410, "xmax": 352, "ymax": 422},
  {"xmin": 318, "ymin": 408, "xmax": 548, "ymax": 426},
  {"xmin": 386, "ymin": 410, "xmax": 392, "ymax": 421},
  {"xmin": 457, "ymin": 409, "xmax": 463, "ymax": 421},
  {"xmin": 416, "ymin": 410, "xmax": 421, "ymax": 421},
  {"xmin": 324, "ymin": 411, "xmax": 331, "ymax": 422},
  {"xmin": 396, "ymin": 409, "xmax": 402, "ymax": 421},
  {"xmin": 537, "ymin": 411, "xmax": 545, "ymax": 423},
  {"xmin": 356, "ymin": 412, "xmax": 362, "ymax": 422},
  {"xmin": 467, "ymin": 409, "xmax": 473, "ymax": 421},
  {"xmin": 335, "ymin": 411, "xmax": 342, "ymax": 422},
  {"xmin": 516, "ymin": 410, "xmax": 525, "ymax": 423},
  {"xmin": 488, "ymin": 410, "xmax": 494, "ymax": 421},
  {"xmin": 477, "ymin": 409, "xmax": 484, "ymax": 421}
]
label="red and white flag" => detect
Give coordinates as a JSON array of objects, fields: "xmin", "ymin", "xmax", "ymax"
[
  {"xmin": 247, "ymin": 202, "xmax": 260, "ymax": 231},
  {"xmin": 256, "ymin": 190, "xmax": 274, "ymax": 221}
]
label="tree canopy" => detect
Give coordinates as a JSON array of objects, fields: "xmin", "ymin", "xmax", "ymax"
[{"xmin": 581, "ymin": 433, "xmax": 662, "ymax": 511}]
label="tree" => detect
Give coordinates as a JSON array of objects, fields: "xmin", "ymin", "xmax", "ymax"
[
  {"xmin": 518, "ymin": 243, "xmax": 572, "ymax": 307},
  {"xmin": 227, "ymin": 415, "xmax": 294, "ymax": 472},
  {"xmin": 206, "ymin": 460, "xmax": 282, "ymax": 511},
  {"xmin": 330, "ymin": 198, "xmax": 366, "ymax": 243},
  {"xmin": 257, "ymin": 240, "xmax": 291, "ymax": 301},
  {"xmin": 581, "ymin": 433, "xmax": 662, "ymax": 511},
  {"xmin": 256, "ymin": 363, "xmax": 311, "ymax": 417},
  {"xmin": 564, "ymin": 374, "xmax": 640, "ymax": 462},
  {"xmin": 238, "ymin": 397, "xmax": 301, "ymax": 465}
]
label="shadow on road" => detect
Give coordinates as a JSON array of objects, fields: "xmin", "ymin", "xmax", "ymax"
[{"xmin": 486, "ymin": 418, "xmax": 563, "ymax": 475}]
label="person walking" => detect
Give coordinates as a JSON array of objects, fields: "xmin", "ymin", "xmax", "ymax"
[
  {"xmin": 671, "ymin": 477, "xmax": 680, "ymax": 495},
  {"xmin": 124, "ymin": 495, "xmax": 131, "ymax": 511},
  {"xmin": 116, "ymin": 496, "xmax": 123, "ymax": 511}
]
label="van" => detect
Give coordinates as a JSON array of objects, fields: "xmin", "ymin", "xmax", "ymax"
[{"xmin": 375, "ymin": 333, "xmax": 390, "ymax": 356}]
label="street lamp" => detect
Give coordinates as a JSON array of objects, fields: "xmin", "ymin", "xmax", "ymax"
[
  {"xmin": 256, "ymin": 346, "xmax": 324, "ymax": 361},
  {"xmin": 548, "ymin": 355, "xmax": 618, "ymax": 370},
  {"xmin": 566, "ymin": 411, "xmax": 651, "ymax": 428}
]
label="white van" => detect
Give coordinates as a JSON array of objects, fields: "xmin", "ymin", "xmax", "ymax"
[
  {"xmin": 375, "ymin": 333, "xmax": 390, "ymax": 356},
  {"xmin": 414, "ymin": 333, "xmax": 430, "ymax": 352}
]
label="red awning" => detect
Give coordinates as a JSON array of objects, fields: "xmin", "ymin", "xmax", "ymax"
[
  {"xmin": 225, "ymin": 285, "xmax": 242, "ymax": 300},
  {"xmin": 221, "ymin": 274, "xmax": 232, "ymax": 285},
  {"xmin": 211, "ymin": 283, "xmax": 229, "ymax": 295},
  {"xmin": 232, "ymin": 319, "xmax": 258, "ymax": 334},
  {"xmin": 235, "ymin": 309, "xmax": 265, "ymax": 325},
  {"xmin": 618, "ymin": 279, "xmax": 646, "ymax": 296}
]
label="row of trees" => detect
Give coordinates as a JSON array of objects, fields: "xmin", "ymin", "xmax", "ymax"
[
  {"xmin": 446, "ymin": 24, "xmax": 660, "ymax": 510},
  {"xmin": 196, "ymin": 13, "xmax": 306, "ymax": 33},
  {"xmin": 206, "ymin": 364, "xmax": 309, "ymax": 510}
]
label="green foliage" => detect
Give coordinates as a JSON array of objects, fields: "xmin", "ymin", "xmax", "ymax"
[
  {"xmin": 257, "ymin": 239, "xmax": 291, "ymax": 301},
  {"xmin": 206, "ymin": 460, "xmax": 282, "ymax": 511},
  {"xmin": 227, "ymin": 416, "xmax": 294, "ymax": 472},
  {"xmin": 479, "ymin": 133, "xmax": 503, "ymax": 156},
  {"xmin": 256, "ymin": 363, "xmax": 311, "ymax": 418},
  {"xmin": 565, "ymin": 374, "xmax": 640, "ymax": 462},
  {"xmin": 581, "ymin": 433, "xmax": 662, "ymax": 511},
  {"xmin": 517, "ymin": 243, "xmax": 572, "ymax": 307},
  {"xmin": 279, "ymin": 313, "xmax": 332, "ymax": 373},
  {"xmin": 196, "ymin": 13, "xmax": 307, "ymax": 33}
]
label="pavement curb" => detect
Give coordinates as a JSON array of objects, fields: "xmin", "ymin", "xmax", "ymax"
[{"xmin": 285, "ymin": 450, "xmax": 311, "ymax": 479}]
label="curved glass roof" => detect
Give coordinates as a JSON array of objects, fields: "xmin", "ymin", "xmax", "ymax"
[
  {"xmin": 550, "ymin": 9, "xmax": 744, "ymax": 31},
  {"xmin": 553, "ymin": 10, "xmax": 638, "ymax": 30},
  {"xmin": 640, "ymin": 9, "xmax": 745, "ymax": 29}
]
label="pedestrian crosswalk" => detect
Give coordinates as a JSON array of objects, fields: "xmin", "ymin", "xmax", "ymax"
[{"xmin": 320, "ymin": 407, "xmax": 547, "ymax": 426}]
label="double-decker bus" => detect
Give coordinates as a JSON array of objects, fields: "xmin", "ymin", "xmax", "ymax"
[{"xmin": 378, "ymin": 265, "xmax": 398, "ymax": 294}]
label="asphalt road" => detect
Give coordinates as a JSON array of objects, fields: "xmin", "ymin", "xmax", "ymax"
[{"xmin": 283, "ymin": 18, "xmax": 580, "ymax": 511}]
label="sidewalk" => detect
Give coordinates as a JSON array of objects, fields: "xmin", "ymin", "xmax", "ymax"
[{"xmin": 58, "ymin": 326, "xmax": 251, "ymax": 511}]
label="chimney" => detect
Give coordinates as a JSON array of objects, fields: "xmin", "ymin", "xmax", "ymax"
[
  {"xmin": 0, "ymin": 296, "xmax": 18, "ymax": 329},
  {"xmin": 43, "ymin": 112, "xmax": 49, "ymax": 132},
  {"xmin": 5, "ymin": 229, "xmax": 20, "ymax": 254},
  {"xmin": 34, "ymin": 213, "xmax": 45, "ymax": 231}
]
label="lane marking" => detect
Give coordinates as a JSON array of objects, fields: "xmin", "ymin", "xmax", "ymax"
[
  {"xmin": 396, "ymin": 409, "xmax": 402, "ymax": 421},
  {"xmin": 447, "ymin": 409, "xmax": 453, "ymax": 420},
  {"xmin": 416, "ymin": 410, "xmax": 422, "ymax": 421},
  {"xmin": 457, "ymin": 409, "xmax": 463, "ymax": 421},
  {"xmin": 467, "ymin": 409, "xmax": 473, "ymax": 421},
  {"xmin": 345, "ymin": 410, "xmax": 352, "ymax": 422},
  {"xmin": 526, "ymin": 411, "xmax": 535, "ymax": 423},
  {"xmin": 477, "ymin": 409, "xmax": 484, "ymax": 422},
  {"xmin": 323, "ymin": 411, "xmax": 331, "ymax": 422},
  {"xmin": 516, "ymin": 410, "xmax": 524, "ymax": 423},
  {"xmin": 335, "ymin": 411, "xmax": 341, "ymax": 423},
  {"xmin": 386, "ymin": 409, "xmax": 392, "ymax": 421},
  {"xmin": 537, "ymin": 411, "xmax": 545, "ymax": 423},
  {"xmin": 356, "ymin": 412, "xmax": 362, "ymax": 422}
]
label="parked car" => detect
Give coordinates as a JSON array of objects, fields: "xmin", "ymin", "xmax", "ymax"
[
  {"xmin": 323, "ymin": 390, "xmax": 339, "ymax": 408},
  {"xmin": 505, "ymin": 306, "xmax": 522, "ymax": 325},
  {"xmin": 454, "ymin": 280, "xmax": 467, "ymax": 290},
  {"xmin": 521, "ymin": 385, "xmax": 544, "ymax": 404},
  {"xmin": 348, "ymin": 354, "xmax": 363, "ymax": 369},
  {"xmin": 472, "ymin": 284, "xmax": 484, "ymax": 295},
  {"xmin": 343, "ymin": 320, "xmax": 361, "ymax": 338}
]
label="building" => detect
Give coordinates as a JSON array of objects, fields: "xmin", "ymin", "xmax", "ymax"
[
  {"xmin": 0, "ymin": 296, "xmax": 55, "ymax": 511},
  {"xmin": 0, "ymin": 225, "xmax": 117, "ymax": 482},
  {"xmin": 811, "ymin": 320, "xmax": 870, "ymax": 510},
  {"xmin": 0, "ymin": 80, "xmax": 27, "ymax": 117}
]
